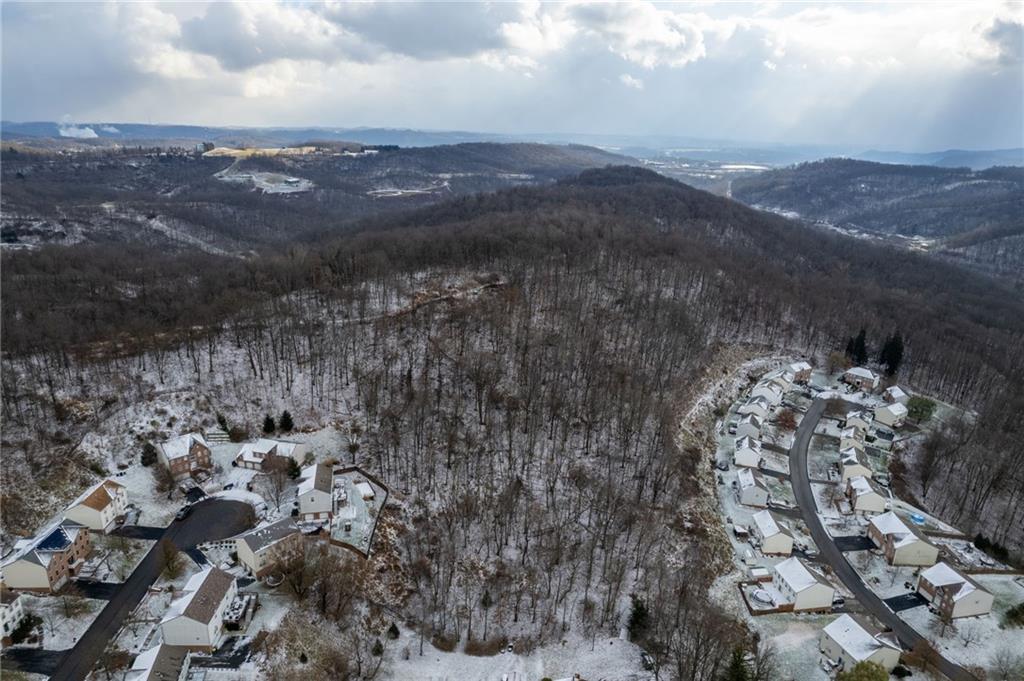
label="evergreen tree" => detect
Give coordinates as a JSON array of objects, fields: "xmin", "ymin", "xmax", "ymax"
[
  {"xmin": 262, "ymin": 414, "xmax": 276, "ymax": 434},
  {"xmin": 852, "ymin": 328, "xmax": 868, "ymax": 365},
  {"xmin": 878, "ymin": 333, "xmax": 904, "ymax": 375},
  {"xmin": 216, "ymin": 412, "xmax": 229, "ymax": 432},
  {"xmin": 720, "ymin": 648, "xmax": 750, "ymax": 681},
  {"xmin": 279, "ymin": 410, "xmax": 294, "ymax": 432},
  {"xmin": 287, "ymin": 458, "xmax": 301, "ymax": 479},
  {"xmin": 372, "ymin": 639, "xmax": 384, "ymax": 656},
  {"xmin": 387, "ymin": 622, "xmax": 400, "ymax": 639},
  {"xmin": 140, "ymin": 442, "xmax": 158, "ymax": 467},
  {"xmin": 844, "ymin": 337, "xmax": 856, "ymax": 359},
  {"xmin": 627, "ymin": 594, "xmax": 650, "ymax": 640}
]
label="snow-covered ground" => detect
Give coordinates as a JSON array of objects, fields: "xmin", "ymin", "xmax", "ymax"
[{"xmin": 18, "ymin": 592, "xmax": 105, "ymax": 651}]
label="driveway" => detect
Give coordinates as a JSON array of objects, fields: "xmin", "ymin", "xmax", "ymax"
[
  {"xmin": 884, "ymin": 592, "xmax": 929, "ymax": 612},
  {"xmin": 110, "ymin": 525, "xmax": 166, "ymax": 541},
  {"xmin": 1, "ymin": 648, "xmax": 66, "ymax": 676},
  {"xmin": 833, "ymin": 535, "xmax": 876, "ymax": 552},
  {"xmin": 42, "ymin": 498, "xmax": 255, "ymax": 681},
  {"xmin": 790, "ymin": 398, "xmax": 977, "ymax": 681}
]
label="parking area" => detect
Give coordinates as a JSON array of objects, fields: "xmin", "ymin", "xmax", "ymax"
[{"xmin": 883, "ymin": 592, "xmax": 928, "ymax": 612}]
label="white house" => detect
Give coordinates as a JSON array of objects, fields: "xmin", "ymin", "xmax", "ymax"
[
  {"xmin": 917, "ymin": 563, "xmax": 994, "ymax": 620},
  {"xmin": 846, "ymin": 476, "xmax": 887, "ymax": 514},
  {"xmin": 883, "ymin": 386, "xmax": 910, "ymax": 405},
  {"xmin": 788, "ymin": 361, "xmax": 812, "ymax": 383},
  {"xmin": 844, "ymin": 410, "xmax": 873, "ymax": 432},
  {"xmin": 0, "ymin": 518, "xmax": 92, "ymax": 592},
  {"xmin": 751, "ymin": 381, "xmax": 784, "ymax": 406},
  {"xmin": 738, "ymin": 395, "xmax": 773, "ymax": 421},
  {"xmin": 843, "ymin": 367, "xmax": 879, "ymax": 391},
  {"xmin": 840, "ymin": 448, "xmax": 873, "ymax": 482},
  {"xmin": 64, "ymin": 479, "xmax": 129, "ymax": 532},
  {"xmin": 820, "ymin": 614, "xmax": 901, "ymax": 672},
  {"xmin": 737, "ymin": 468, "xmax": 769, "ymax": 508},
  {"xmin": 772, "ymin": 557, "xmax": 835, "ymax": 612},
  {"xmin": 868, "ymin": 512, "xmax": 939, "ymax": 566},
  {"xmin": 127, "ymin": 642, "xmax": 191, "ymax": 681},
  {"xmin": 1, "ymin": 590, "xmax": 25, "ymax": 645},
  {"xmin": 764, "ymin": 368, "xmax": 795, "ymax": 392},
  {"xmin": 874, "ymin": 403, "xmax": 908, "ymax": 428},
  {"xmin": 233, "ymin": 518, "xmax": 303, "ymax": 578},
  {"xmin": 234, "ymin": 439, "xmax": 308, "ymax": 471},
  {"xmin": 298, "ymin": 463, "xmax": 335, "ymax": 522},
  {"xmin": 735, "ymin": 414, "xmax": 762, "ymax": 440},
  {"xmin": 733, "ymin": 436, "xmax": 763, "ymax": 468},
  {"xmin": 839, "ymin": 427, "xmax": 865, "ymax": 453},
  {"xmin": 161, "ymin": 567, "xmax": 237, "ymax": 651},
  {"xmin": 752, "ymin": 510, "xmax": 793, "ymax": 555}
]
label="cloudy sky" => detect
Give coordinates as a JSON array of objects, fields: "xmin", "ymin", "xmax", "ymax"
[{"xmin": 2, "ymin": 1, "xmax": 1022, "ymax": 150}]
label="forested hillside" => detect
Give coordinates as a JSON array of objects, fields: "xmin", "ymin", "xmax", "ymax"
[
  {"xmin": 731, "ymin": 159, "xmax": 1024, "ymax": 282},
  {"xmin": 3, "ymin": 167, "xmax": 1023, "ymax": 676}
]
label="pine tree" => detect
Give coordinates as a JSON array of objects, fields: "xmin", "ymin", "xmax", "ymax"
[
  {"xmin": 262, "ymin": 414, "xmax": 276, "ymax": 434},
  {"xmin": 852, "ymin": 328, "xmax": 868, "ymax": 365},
  {"xmin": 881, "ymin": 333, "xmax": 904, "ymax": 375},
  {"xmin": 279, "ymin": 410, "xmax": 294, "ymax": 432},
  {"xmin": 627, "ymin": 594, "xmax": 649, "ymax": 640},
  {"xmin": 287, "ymin": 458, "xmax": 301, "ymax": 479},
  {"xmin": 372, "ymin": 639, "xmax": 384, "ymax": 657},
  {"xmin": 387, "ymin": 622, "xmax": 400, "ymax": 639},
  {"xmin": 720, "ymin": 648, "xmax": 750, "ymax": 681},
  {"xmin": 141, "ymin": 442, "xmax": 158, "ymax": 467}
]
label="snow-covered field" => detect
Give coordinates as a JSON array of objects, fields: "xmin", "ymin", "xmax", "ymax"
[{"xmin": 18, "ymin": 592, "xmax": 105, "ymax": 651}]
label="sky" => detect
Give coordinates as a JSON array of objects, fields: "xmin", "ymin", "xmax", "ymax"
[{"xmin": 2, "ymin": 1, "xmax": 1022, "ymax": 151}]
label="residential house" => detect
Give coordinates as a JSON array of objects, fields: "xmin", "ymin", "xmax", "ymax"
[
  {"xmin": 917, "ymin": 563, "xmax": 994, "ymax": 620},
  {"xmin": 788, "ymin": 361, "xmax": 813, "ymax": 383},
  {"xmin": 64, "ymin": 479, "xmax": 129, "ymax": 532},
  {"xmin": 874, "ymin": 403, "xmax": 908, "ymax": 429},
  {"xmin": 751, "ymin": 381, "xmax": 784, "ymax": 406},
  {"xmin": 0, "ymin": 519, "xmax": 91, "ymax": 592},
  {"xmin": 127, "ymin": 642, "xmax": 191, "ymax": 681},
  {"xmin": 355, "ymin": 481, "xmax": 375, "ymax": 501},
  {"xmin": 233, "ymin": 518, "xmax": 303, "ymax": 578},
  {"xmin": 752, "ymin": 510, "xmax": 793, "ymax": 555},
  {"xmin": 840, "ymin": 448, "xmax": 873, "ymax": 482},
  {"xmin": 298, "ymin": 463, "xmax": 336, "ymax": 522},
  {"xmin": 1, "ymin": 590, "xmax": 25, "ymax": 646},
  {"xmin": 733, "ymin": 436, "xmax": 763, "ymax": 469},
  {"xmin": 846, "ymin": 476, "xmax": 887, "ymax": 514},
  {"xmin": 843, "ymin": 367, "xmax": 880, "ymax": 391},
  {"xmin": 765, "ymin": 368, "xmax": 795, "ymax": 392},
  {"xmin": 771, "ymin": 557, "xmax": 835, "ymax": 612},
  {"xmin": 738, "ymin": 395, "xmax": 773, "ymax": 421},
  {"xmin": 161, "ymin": 567, "xmax": 237, "ymax": 651},
  {"xmin": 868, "ymin": 512, "xmax": 939, "ymax": 566},
  {"xmin": 839, "ymin": 427, "xmax": 865, "ymax": 453},
  {"xmin": 737, "ymin": 468, "xmax": 769, "ymax": 508},
  {"xmin": 735, "ymin": 414, "xmax": 763, "ymax": 440},
  {"xmin": 234, "ymin": 439, "xmax": 307, "ymax": 472},
  {"xmin": 159, "ymin": 433, "xmax": 212, "ymax": 480},
  {"xmin": 820, "ymin": 614, "xmax": 901, "ymax": 672},
  {"xmin": 844, "ymin": 411, "xmax": 874, "ymax": 432},
  {"xmin": 883, "ymin": 386, "xmax": 910, "ymax": 405}
]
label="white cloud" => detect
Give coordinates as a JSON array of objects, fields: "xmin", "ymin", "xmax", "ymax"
[
  {"xmin": 762, "ymin": 60, "xmax": 777, "ymax": 71},
  {"xmin": 58, "ymin": 124, "xmax": 98, "ymax": 138},
  {"xmin": 619, "ymin": 73, "xmax": 644, "ymax": 89}
]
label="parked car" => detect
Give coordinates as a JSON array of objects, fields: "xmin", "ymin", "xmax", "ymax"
[
  {"xmin": 175, "ymin": 505, "xmax": 192, "ymax": 521},
  {"xmin": 223, "ymin": 483, "xmax": 235, "ymax": 490},
  {"xmin": 716, "ymin": 461, "xmax": 729, "ymax": 471}
]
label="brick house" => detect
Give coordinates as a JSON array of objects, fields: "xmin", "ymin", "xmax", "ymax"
[{"xmin": 159, "ymin": 433, "xmax": 212, "ymax": 480}]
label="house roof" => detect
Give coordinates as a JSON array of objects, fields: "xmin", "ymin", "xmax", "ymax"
[
  {"xmin": 70, "ymin": 479, "xmax": 125, "ymax": 512},
  {"xmin": 774, "ymin": 557, "xmax": 831, "ymax": 593},
  {"xmin": 236, "ymin": 438, "xmax": 302, "ymax": 465},
  {"xmin": 1, "ymin": 518, "xmax": 87, "ymax": 570},
  {"xmin": 160, "ymin": 433, "xmax": 209, "ymax": 461},
  {"xmin": 128, "ymin": 643, "xmax": 191, "ymax": 681},
  {"xmin": 738, "ymin": 468, "xmax": 768, "ymax": 492},
  {"xmin": 920, "ymin": 562, "xmax": 985, "ymax": 602},
  {"xmin": 869, "ymin": 512, "xmax": 934, "ymax": 549},
  {"xmin": 297, "ymin": 463, "xmax": 333, "ymax": 495},
  {"xmin": 752, "ymin": 510, "xmax": 791, "ymax": 539},
  {"xmin": 848, "ymin": 475, "xmax": 883, "ymax": 499},
  {"xmin": 878, "ymin": 402, "xmax": 909, "ymax": 418},
  {"xmin": 236, "ymin": 518, "xmax": 300, "ymax": 554},
  {"xmin": 846, "ymin": 367, "xmax": 877, "ymax": 380},
  {"xmin": 789, "ymin": 361, "xmax": 812, "ymax": 372},
  {"xmin": 846, "ymin": 410, "xmax": 873, "ymax": 424},
  {"xmin": 824, "ymin": 614, "xmax": 900, "ymax": 662},
  {"xmin": 885, "ymin": 386, "xmax": 908, "ymax": 400},
  {"xmin": 162, "ymin": 567, "xmax": 234, "ymax": 626},
  {"xmin": 738, "ymin": 413, "xmax": 762, "ymax": 428},
  {"xmin": 841, "ymin": 448, "xmax": 870, "ymax": 469},
  {"xmin": 735, "ymin": 435, "xmax": 762, "ymax": 452}
]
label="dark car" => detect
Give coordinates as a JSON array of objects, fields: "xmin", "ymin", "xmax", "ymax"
[
  {"xmin": 175, "ymin": 505, "xmax": 192, "ymax": 521},
  {"xmin": 716, "ymin": 461, "xmax": 729, "ymax": 471}
]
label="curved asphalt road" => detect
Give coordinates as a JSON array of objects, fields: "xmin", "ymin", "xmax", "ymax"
[
  {"xmin": 790, "ymin": 399, "xmax": 975, "ymax": 681},
  {"xmin": 46, "ymin": 498, "xmax": 254, "ymax": 681}
]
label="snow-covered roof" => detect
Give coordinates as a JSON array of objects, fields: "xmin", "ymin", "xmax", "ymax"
[
  {"xmin": 752, "ymin": 510, "xmax": 790, "ymax": 539},
  {"xmin": 823, "ymin": 614, "xmax": 899, "ymax": 662},
  {"xmin": 920, "ymin": 562, "xmax": 984, "ymax": 601},
  {"xmin": 878, "ymin": 402, "xmax": 908, "ymax": 418},
  {"xmin": 773, "ymin": 557, "xmax": 830, "ymax": 593},
  {"xmin": 846, "ymin": 367, "xmax": 877, "ymax": 379},
  {"xmin": 297, "ymin": 463, "xmax": 332, "ymax": 495},
  {"xmin": 841, "ymin": 448, "xmax": 869, "ymax": 469},
  {"xmin": 845, "ymin": 410, "xmax": 873, "ymax": 425},
  {"xmin": 127, "ymin": 643, "xmax": 190, "ymax": 681},
  {"xmin": 738, "ymin": 413, "xmax": 762, "ymax": 428},
  {"xmin": 355, "ymin": 481, "xmax": 375, "ymax": 498},
  {"xmin": 884, "ymin": 386, "xmax": 908, "ymax": 400},
  {"xmin": 840, "ymin": 427, "xmax": 865, "ymax": 441},
  {"xmin": 735, "ymin": 435, "xmax": 762, "ymax": 453},
  {"xmin": 789, "ymin": 361, "xmax": 812, "ymax": 372},
  {"xmin": 1, "ymin": 518, "xmax": 87, "ymax": 569},
  {"xmin": 869, "ymin": 512, "xmax": 932, "ymax": 549},
  {"xmin": 848, "ymin": 475, "xmax": 882, "ymax": 498},
  {"xmin": 738, "ymin": 468, "xmax": 767, "ymax": 491},
  {"xmin": 236, "ymin": 438, "xmax": 301, "ymax": 465},
  {"xmin": 235, "ymin": 518, "xmax": 300, "ymax": 554},
  {"xmin": 160, "ymin": 433, "xmax": 209, "ymax": 461}
]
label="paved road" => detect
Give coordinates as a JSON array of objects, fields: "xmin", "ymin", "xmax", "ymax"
[
  {"xmin": 790, "ymin": 399, "xmax": 976, "ymax": 681},
  {"xmin": 41, "ymin": 499, "xmax": 254, "ymax": 681}
]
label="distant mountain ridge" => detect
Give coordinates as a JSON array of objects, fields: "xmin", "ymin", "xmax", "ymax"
[{"xmin": 858, "ymin": 148, "xmax": 1024, "ymax": 170}]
